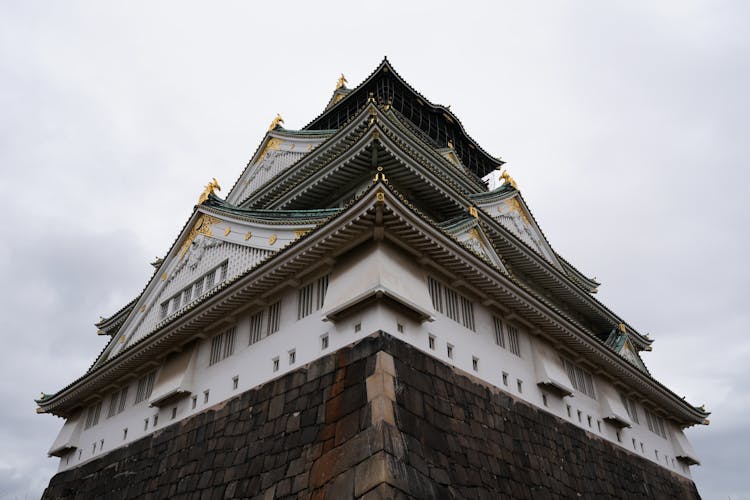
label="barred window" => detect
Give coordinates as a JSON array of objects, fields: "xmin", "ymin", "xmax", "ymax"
[
  {"xmin": 84, "ymin": 401, "xmax": 102, "ymax": 430},
  {"xmin": 249, "ymin": 310, "xmax": 264, "ymax": 345},
  {"xmin": 107, "ymin": 387, "xmax": 129, "ymax": 419},
  {"xmin": 427, "ymin": 277, "xmax": 475, "ymax": 330},
  {"xmin": 134, "ymin": 371, "xmax": 156, "ymax": 404},
  {"xmin": 159, "ymin": 261, "xmax": 228, "ymax": 319},
  {"xmin": 492, "ymin": 316, "xmax": 506, "ymax": 348},
  {"xmin": 267, "ymin": 301, "xmax": 281, "ymax": 335},
  {"xmin": 645, "ymin": 409, "xmax": 668, "ymax": 439},
  {"xmin": 507, "ymin": 324, "xmax": 521, "ymax": 357},
  {"xmin": 562, "ymin": 358, "xmax": 595, "ymax": 399},
  {"xmin": 209, "ymin": 326, "xmax": 236, "ymax": 366},
  {"xmin": 298, "ymin": 283, "xmax": 314, "ymax": 319},
  {"xmin": 316, "ymin": 274, "xmax": 329, "ymax": 310},
  {"xmin": 621, "ymin": 394, "xmax": 640, "ymax": 424},
  {"xmin": 460, "ymin": 296, "xmax": 475, "ymax": 331},
  {"xmin": 219, "ymin": 261, "xmax": 229, "ymax": 282}
]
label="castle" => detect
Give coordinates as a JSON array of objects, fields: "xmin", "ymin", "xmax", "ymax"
[{"xmin": 38, "ymin": 59, "xmax": 706, "ymax": 499}]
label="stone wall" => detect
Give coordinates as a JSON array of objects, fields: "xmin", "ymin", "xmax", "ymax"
[{"xmin": 42, "ymin": 332, "xmax": 701, "ymax": 499}]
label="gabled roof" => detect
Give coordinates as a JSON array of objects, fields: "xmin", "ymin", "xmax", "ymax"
[
  {"xmin": 303, "ymin": 58, "xmax": 503, "ymax": 180},
  {"xmin": 37, "ymin": 181, "xmax": 708, "ymax": 426}
]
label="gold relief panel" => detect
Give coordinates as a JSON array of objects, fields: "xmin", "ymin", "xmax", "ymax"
[
  {"xmin": 269, "ymin": 234, "xmax": 277, "ymax": 245},
  {"xmin": 179, "ymin": 214, "xmax": 221, "ymax": 258},
  {"xmin": 503, "ymin": 198, "xmax": 530, "ymax": 223},
  {"xmin": 245, "ymin": 231, "xmax": 253, "ymax": 241},
  {"xmin": 294, "ymin": 229, "xmax": 309, "ymax": 239},
  {"xmin": 258, "ymin": 137, "xmax": 285, "ymax": 160},
  {"xmin": 224, "ymin": 227, "xmax": 231, "ymax": 236}
]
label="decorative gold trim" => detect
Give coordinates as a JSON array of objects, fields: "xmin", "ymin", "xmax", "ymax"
[
  {"xmin": 197, "ymin": 178, "xmax": 221, "ymax": 205},
  {"xmin": 294, "ymin": 229, "xmax": 309, "ymax": 239},
  {"xmin": 257, "ymin": 137, "xmax": 285, "ymax": 160},
  {"xmin": 268, "ymin": 113, "xmax": 284, "ymax": 131},
  {"xmin": 245, "ymin": 231, "xmax": 253, "ymax": 241},
  {"xmin": 335, "ymin": 73, "xmax": 347, "ymax": 90},
  {"xmin": 269, "ymin": 234, "xmax": 277, "ymax": 245},
  {"xmin": 179, "ymin": 214, "xmax": 221, "ymax": 258},
  {"xmin": 161, "ymin": 273, "xmax": 167, "ymax": 281},
  {"xmin": 119, "ymin": 335, "xmax": 126, "ymax": 344},
  {"xmin": 619, "ymin": 323, "xmax": 627, "ymax": 333},
  {"xmin": 376, "ymin": 192, "xmax": 385, "ymax": 202},
  {"xmin": 307, "ymin": 144, "xmax": 313, "ymax": 151},
  {"xmin": 224, "ymin": 227, "xmax": 231, "ymax": 236},
  {"xmin": 140, "ymin": 305, "xmax": 146, "ymax": 313},
  {"xmin": 469, "ymin": 206, "xmax": 478, "ymax": 218},
  {"xmin": 500, "ymin": 170, "xmax": 518, "ymax": 189}
]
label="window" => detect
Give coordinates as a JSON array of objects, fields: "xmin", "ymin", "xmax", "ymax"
[
  {"xmin": 321, "ymin": 333, "xmax": 329, "ymax": 350},
  {"xmin": 460, "ymin": 297, "xmax": 475, "ymax": 331},
  {"xmin": 542, "ymin": 394, "xmax": 548, "ymax": 407},
  {"xmin": 153, "ymin": 414, "xmax": 158, "ymax": 427},
  {"xmin": 397, "ymin": 323, "xmax": 404, "ymax": 333},
  {"xmin": 232, "ymin": 376, "xmax": 239, "ymax": 390},
  {"xmin": 566, "ymin": 404, "xmax": 571, "ymax": 417},
  {"xmin": 171, "ymin": 407, "xmax": 177, "ymax": 419},
  {"xmin": 123, "ymin": 428, "xmax": 128, "ymax": 440},
  {"xmin": 492, "ymin": 316, "xmax": 506, "ymax": 348},
  {"xmin": 289, "ymin": 350, "xmax": 296, "ymax": 365},
  {"xmin": 597, "ymin": 420, "xmax": 602, "ymax": 432},
  {"xmin": 507, "ymin": 324, "xmax": 521, "ymax": 357},
  {"xmin": 427, "ymin": 277, "xmax": 475, "ymax": 330},
  {"xmin": 562, "ymin": 358, "xmax": 595, "ymax": 399},
  {"xmin": 587, "ymin": 415, "xmax": 592, "ymax": 428},
  {"xmin": 249, "ymin": 310, "xmax": 264, "ymax": 345},
  {"xmin": 472, "ymin": 357, "xmax": 479, "ymax": 372},
  {"xmin": 84, "ymin": 401, "xmax": 102, "ymax": 430},
  {"xmin": 267, "ymin": 301, "xmax": 281, "ymax": 335},
  {"xmin": 191, "ymin": 396, "xmax": 197, "ymax": 409},
  {"xmin": 297, "ymin": 283, "xmax": 314, "ymax": 319},
  {"xmin": 209, "ymin": 326, "xmax": 236, "ymax": 366},
  {"xmin": 354, "ymin": 322, "xmax": 361, "ymax": 333},
  {"xmin": 502, "ymin": 372, "xmax": 509, "ymax": 387},
  {"xmin": 135, "ymin": 371, "xmax": 156, "ymax": 404},
  {"xmin": 645, "ymin": 409, "xmax": 668, "ymax": 439},
  {"xmin": 577, "ymin": 410, "xmax": 582, "ymax": 423},
  {"xmin": 517, "ymin": 379, "xmax": 523, "ymax": 394},
  {"xmin": 272, "ymin": 357, "xmax": 280, "ymax": 372},
  {"xmin": 447, "ymin": 344, "xmax": 454, "ymax": 359},
  {"xmin": 298, "ymin": 274, "xmax": 330, "ymax": 320},
  {"xmin": 144, "ymin": 418, "xmax": 149, "ymax": 431},
  {"xmin": 107, "ymin": 389, "xmax": 120, "ymax": 418},
  {"xmin": 621, "ymin": 394, "xmax": 640, "ymax": 424},
  {"xmin": 203, "ymin": 390, "xmax": 210, "ymax": 404},
  {"xmin": 159, "ymin": 261, "xmax": 228, "ymax": 319},
  {"xmin": 632, "ymin": 438, "xmax": 637, "ymax": 450},
  {"xmin": 428, "ymin": 335, "xmax": 436, "ymax": 350}
]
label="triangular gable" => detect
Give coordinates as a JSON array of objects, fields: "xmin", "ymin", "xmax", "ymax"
[
  {"xmin": 441, "ymin": 218, "xmax": 509, "ymax": 274},
  {"xmin": 226, "ymin": 130, "xmax": 333, "ymax": 205},
  {"xmin": 95, "ymin": 206, "xmax": 329, "ymax": 367},
  {"xmin": 605, "ymin": 329, "xmax": 649, "ymax": 373},
  {"xmin": 474, "ymin": 189, "xmax": 562, "ymax": 268}
]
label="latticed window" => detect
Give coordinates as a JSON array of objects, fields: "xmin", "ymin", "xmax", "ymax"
[
  {"xmin": 249, "ymin": 311, "xmax": 264, "ymax": 345},
  {"xmin": 298, "ymin": 283, "xmax": 314, "ymax": 319},
  {"xmin": 493, "ymin": 316, "xmax": 506, "ymax": 348},
  {"xmin": 159, "ymin": 261, "xmax": 228, "ymax": 319},
  {"xmin": 209, "ymin": 326, "xmax": 236, "ymax": 366},
  {"xmin": 316, "ymin": 274, "xmax": 329, "ymax": 310},
  {"xmin": 84, "ymin": 401, "xmax": 102, "ymax": 429},
  {"xmin": 107, "ymin": 387, "xmax": 129, "ymax": 419},
  {"xmin": 427, "ymin": 276, "xmax": 475, "ymax": 330},
  {"xmin": 645, "ymin": 409, "xmax": 668, "ymax": 438},
  {"xmin": 134, "ymin": 371, "xmax": 156, "ymax": 404},
  {"xmin": 562, "ymin": 358, "xmax": 595, "ymax": 399},
  {"xmin": 507, "ymin": 324, "xmax": 521, "ymax": 357},
  {"xmin": 267, "ymin": 301, "xmax": 281, "ymax": 335},
  {"xmin": 621, "ymin": 394, "xmax": 640, "ymax": 424}
]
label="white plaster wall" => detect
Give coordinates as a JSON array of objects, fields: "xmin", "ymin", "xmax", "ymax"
[{"xmin": 55, "ymin": 264, "xmax": 696, "ymax": 478}]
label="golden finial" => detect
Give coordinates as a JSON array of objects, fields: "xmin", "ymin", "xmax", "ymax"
[
  {"xmin": 619, "ymin": 323, "xmax": 626, "ymax": 333},
  {"xmin": 335, "ymin": 74, "xmax": 348, "ymax": 90},
  {"xmin": 268, "ymin": 113, "xmax": 284, "ymax": 131},
  {"xmin": 198, "ymin": 177, "xmax": 221, "ymax": 204},
  {"xmin": 40, "ymin": 392, "xmax": 46, "ymax": 399},
  {"xmin": 699, "ymin": 404, "xmax": 705, "ymax": 411},
  {"xmin": 500, "ymin": 170, "xmax": 518, "ymax": 189}
]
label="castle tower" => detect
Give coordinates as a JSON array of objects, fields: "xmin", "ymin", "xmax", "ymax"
[{"xmin": 38, "ymin": 59, "xmax": 707, "ymax": 499}]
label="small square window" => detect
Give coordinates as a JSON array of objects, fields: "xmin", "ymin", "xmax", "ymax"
[
  {"xmin": 447, "ymin": 344, "xmax": 454, "ymax": 359},
  {"xmin": 517, "ymin": 379, "xmax": 523, "ymax": 393},
  {"xmin": 289, "ymin": 350, "xmax": 296, "ymax": 365},
  {"xmin": 272, "ymin": 357, "xmax": 280, "ymax": 372},
  {"xmin": 171, "ymin": 407, "xmax": 177, "ymax": 419},
  {"xmin": 232, "ymin": 376, "xmax": 239, "ymax": 390},
  {"xmin": 204, "ymin": 390, "xmax": 210, "ymax": 404},
  {"xmin": 397, "ymin": 323, "xmax": 404, "ymax": 333},
  {"xmin": 472, "ymin": 357, "xmax": 479, "ymax": 372},
  {"xmin": 191, "ymin": 396, "xmax": 197, "ymax": 409},
  {"xmin": 502, "ymin": 372, "xmax": 509, "ymax": 387},
  {"xmin": 428, "ymin": 335, "xmax": 435, "ymax": 350},
  {"xmin": 321, "ymin": 334, "xmax": 329, "ymax": 350},
  {"xmin": 542, "ymin": 394, "xmax": 548, "ymax": 407},
  {"xmin": 123, "ymin": 428, "xmax": 128, "ymax": 440},
  {"xmin": 354, "ymin": 322, "xmax": 362, "ymax": 333}
]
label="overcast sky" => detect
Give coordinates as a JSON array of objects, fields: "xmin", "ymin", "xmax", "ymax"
[{"xmin": 1, "ymin": 2, "xmax": 748, "ymax": 499}]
